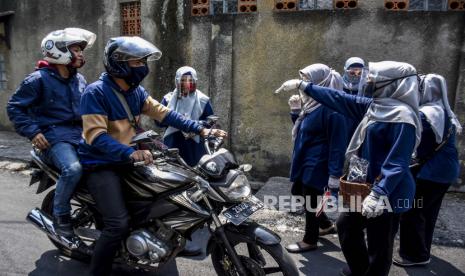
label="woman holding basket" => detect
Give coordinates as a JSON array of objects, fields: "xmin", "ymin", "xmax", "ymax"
[{"xmin": 275, "ymin": 61, "xmax": 421, "ymax": 276}]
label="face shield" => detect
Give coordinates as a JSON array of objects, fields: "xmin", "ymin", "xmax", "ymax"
[
  {"xmin": 357, "ymin": 67, "xmax": 417, "ymax": 98},
  {"xmin": 57, "ymin": 28, "xmax": 97, "ymax": 51},
  {"xmin": 110, "ymin": 36, "xmax": 162, "ymax": 62},
  {"xmin": 344, "ymin": 66, "xmax": 363, "ymax": 84},
  {"xmin": 357, "ymin": 68, "xmax": 373, "ymax": 97}
]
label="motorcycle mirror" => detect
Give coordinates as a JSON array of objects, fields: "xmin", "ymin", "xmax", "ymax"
[
  {"xmin": 206, "ymin": 115, "xmax": 219, "ymax": 125},
  {"xmin": 239, "ymin": 164, "xmax": 252, "ymax": 172},
  {"xmin": 167, "ymin": 148, "xmax": 179, "ymax": 157},
  {"xmin": 130, "ymin": 130, "xmax": 160, "ymax": 144}
]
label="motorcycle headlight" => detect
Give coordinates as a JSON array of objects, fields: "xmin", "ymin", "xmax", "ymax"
[{"xmin": 218, "ymin": 174, "xmax": 251, "ymax": 202}]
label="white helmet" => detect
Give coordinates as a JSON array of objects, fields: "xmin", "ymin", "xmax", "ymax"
[{"xmin": 41, "ymin": 28, "xmax": 96, "ymax": 65}]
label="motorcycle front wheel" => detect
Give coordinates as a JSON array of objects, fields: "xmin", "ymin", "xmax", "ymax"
[{"xmin": 210, "ymin": 239, "xmax": 298, "ymax": 276}]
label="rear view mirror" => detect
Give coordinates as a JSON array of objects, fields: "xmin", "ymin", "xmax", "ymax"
[
  {"xmin": 206, "ymin": 115, "xmax": 220, "ymax": 126},
  {"xmin": 130, "ymin": 130, "xmax": 160, "ymax": 144}
]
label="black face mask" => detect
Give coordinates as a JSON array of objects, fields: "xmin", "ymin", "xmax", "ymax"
[
  {"xmin": 361, "ymin": 74, "xmax": 418, "ymax": 98},
  {"xmin": 124, "ymin": 65, "xmax": 149, "ymax": 88}
]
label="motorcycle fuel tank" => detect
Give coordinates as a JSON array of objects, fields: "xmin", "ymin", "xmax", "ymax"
[{"xmin": 123, "ymin": 163, "xmax": 197, "ymax": 198}]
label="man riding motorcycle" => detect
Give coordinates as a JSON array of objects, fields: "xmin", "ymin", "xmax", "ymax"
[{"xmin": 78, "ymin": 36, "xmax": 227, "ymax": 276}]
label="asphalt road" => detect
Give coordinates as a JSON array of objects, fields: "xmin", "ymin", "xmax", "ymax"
[{"xmin": 1, "ymin": 170, "xmax": 464, "ymax": 276}]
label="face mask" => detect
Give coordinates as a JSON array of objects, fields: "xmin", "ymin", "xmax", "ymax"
[
  {"xmin": 125, "ymin": 65, "xmax": 149, "ymax": 88},
  {"xmin": 179, "ymin": 75, "xmax": 196, "ymax": 97}
]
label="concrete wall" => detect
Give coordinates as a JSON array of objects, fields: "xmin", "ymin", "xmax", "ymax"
[
  {"xmin": 182, "ymin": 1, "xmax": 465, "ymax": 181},
  {"xmin": 0, "ymin": 0, "xmax": 464, "ymax": 182}
]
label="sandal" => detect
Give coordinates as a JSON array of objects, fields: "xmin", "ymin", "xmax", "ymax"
[{"xmin": 285, "ymin": 241, "xmax": 318, "ymax": 253}]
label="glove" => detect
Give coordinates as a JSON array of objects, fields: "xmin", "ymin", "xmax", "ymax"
[
  {"xmin": 288, "ymin": 95, "xmax": 302, "ymax": 111},
  {"xmin": 328, "ymin": 176, "xmax": 340, "ymax": 189},
  {"xmin": 361, "ymin": 191, "xmax": 385, "ymax": 218},
  {"xmin": 275, "ymin": 80, "xmax": 309, "ymax": 94}
]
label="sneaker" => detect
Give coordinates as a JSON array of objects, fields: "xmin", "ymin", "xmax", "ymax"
[
  {"xmin": 393, "ymin": 256, "xmax": 431, "ymax": 267},
  {"xmin": 319, "ymin": 224, "xmax": 337, "ymax": 236},
  {"xmin": 53, "ymin": 214, "xmax": 75, "ymax": 238},
  {"xmin": 178, "ymin": 242, "xmax": 202, "ymax": 257}
]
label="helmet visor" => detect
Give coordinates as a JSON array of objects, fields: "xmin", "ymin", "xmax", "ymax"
[
  {"xmin": 111, "ymin": 36, "xmax": 162, "ymax": 62},
  {"xmin": 62, "ymin": 28, "xmax": 96, "ymax": 49}
]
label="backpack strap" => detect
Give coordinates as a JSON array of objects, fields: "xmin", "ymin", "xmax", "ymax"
[{"xmin": 110, "ymin": 88, "xmax": 140, "ymax": 130}]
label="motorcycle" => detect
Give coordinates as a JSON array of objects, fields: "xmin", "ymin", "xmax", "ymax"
[{"xmin": 25, "ymin": 116, "xmax": 298, "ymax": 275}]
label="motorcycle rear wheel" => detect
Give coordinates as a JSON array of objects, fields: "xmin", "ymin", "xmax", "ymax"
[{"xmin": 41, "ymin": 189, "xmax": 98, "ymax": 262}]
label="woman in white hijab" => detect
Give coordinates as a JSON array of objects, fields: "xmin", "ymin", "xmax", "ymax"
[
  {"xmin": 284, "ymin": 64, "xmax": 349, "ymax": 253},
  {"xmin": 157, "ymin": 66, "xmax": 214, "ymax": 166},
  {"xmin": 395, "ymin": 74, "xmax": 461, "ymax": 267},
  {"xmin": 276, "ymin": 61, "xmax": 421, "ymax": 276}
]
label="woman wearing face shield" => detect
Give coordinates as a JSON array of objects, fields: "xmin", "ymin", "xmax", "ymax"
[
  {"xmin": 157, "ymin": 66, "xmax": 214, "ymax": 167},
  {"xmin": 284, "ymin": 64, "xmax": 348, "ymax": 253},
  {"xmin": 342, "ymin": 57, "xmax": 365, "ymax": 95},
  {"xmin": 276, "ymin": 61, "xmax": 421, "ymax": 276},
  {"xmin": 394, "ymin": 74, "xmax": 461, "ymax": 267}
]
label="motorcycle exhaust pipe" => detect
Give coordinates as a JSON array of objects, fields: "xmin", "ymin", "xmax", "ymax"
[{"xmin": 26, "ymin": 208, "xmax": 80, "ymax": 250}]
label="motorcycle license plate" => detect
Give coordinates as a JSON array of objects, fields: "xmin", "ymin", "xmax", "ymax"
[{"xmin": 222, "ymin": 195, "xmax": 264, "ymax": 226}]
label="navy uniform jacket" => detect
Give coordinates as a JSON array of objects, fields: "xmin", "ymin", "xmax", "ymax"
[
  {"xmin": 303, "ymin": 84, "xmax": 417, "ymax": 213},
  {"xmin": 416, "ymin": 112, "xmax": 460, "ymax": 184},
  {"xmin": 78, "ymin": 73, "xmax": 203, "ymax": 165},
  {"xmin": 7, "ymin": 67, "xmax": 86, "ymax": 145},
  {"xmin": 289, "ymin": 106, "xmax": 348, "ymax": 192},
  {"xmin": 157, "ymin": 97, "xmax": 214, "ymax": 167}
]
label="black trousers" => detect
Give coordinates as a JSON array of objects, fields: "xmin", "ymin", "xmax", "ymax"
[
  {"xmin": 302, "ymin": 185, "xmax": 333, "ymax": 244},
  {"xmin": 399, "ymin": 178, "xmax": 450, "ymax": 262},
  {"xmin": 337, "ymin": 212, "xmax": 400, "ymax": 276},
  {"xmin": 84, "ymin": 169, "xmax": 130, "ymax": 276}
]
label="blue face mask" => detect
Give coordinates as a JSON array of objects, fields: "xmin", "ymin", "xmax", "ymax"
[{"xmin": 125, "ymin": 65, "xmax": 149, "ymax": 88}]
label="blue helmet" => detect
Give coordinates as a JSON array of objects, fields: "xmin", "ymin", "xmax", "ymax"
[{"xmin": 103, "ymin": 36, "xmax": 162, "ymax": 78}]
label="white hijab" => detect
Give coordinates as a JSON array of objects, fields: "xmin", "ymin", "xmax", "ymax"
[
  {"xmin": 346, "ymin": 61, "xmax": 422, "ymax": 159},
  {"xmin": 419, "ymin": 74, "xmax": 462, "ymax": 143},
  {"xmin": 292, "ymin": 63, "xmax": 343, "ymax": 140},
  {"xmin": 164, "ymin": 66, "xmax": 209, "ymax": 143}
]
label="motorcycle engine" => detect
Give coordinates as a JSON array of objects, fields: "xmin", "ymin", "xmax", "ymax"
[{"xmin": 126, "ymin": 227, "xmax": 176, "ymax": 263}]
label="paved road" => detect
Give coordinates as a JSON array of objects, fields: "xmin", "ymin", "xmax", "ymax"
[{"xmin": 0, "ymin": 170, "xmax": 464, "ymax": 276}]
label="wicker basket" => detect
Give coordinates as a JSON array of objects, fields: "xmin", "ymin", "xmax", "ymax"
[{"xmin": 339, "ymin": 175, "xmax": 372, "ymax": 210}]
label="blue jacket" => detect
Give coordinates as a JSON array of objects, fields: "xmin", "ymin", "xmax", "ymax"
[
  {"xmin": 416, "ymin": 112, "xmax": 459, "ymax": 184},
  {"xmin": 7, "ymin": 67, "xmax": 86, "ymax": 145},
  {"xmin": 157, "ymin": 97, "xmax": 214, "ymax": 166},
  {"xmin": 78, "ymin": 73, "xmax": 203, "ymax": 165},
  {"xmin": 303, "ymin": 84, "xmax": 417, "ymax": 213},
  {"xmin": 289, "ymin": 106, "xmax": 348, "ymax": 192}
]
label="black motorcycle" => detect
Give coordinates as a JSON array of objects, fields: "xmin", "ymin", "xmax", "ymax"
[{"xmin": 26, "ymin": 116, "xmax": 298, "ymax": 275}]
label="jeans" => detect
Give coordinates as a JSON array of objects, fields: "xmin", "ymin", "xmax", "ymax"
[
  {"xmin": 399, "ymin": 179, "xmax": 450, "ymax": 262},
  {"xmin": 41, "ymin": 142, "xmax": 82, "ymax": 216},
  {"xmin": 84, "ymin": 169, "xmax": 130, "ymax": 276},
  {"xmin": 337, "ymin": 212, "xmax": 400, "ymax": 276}
]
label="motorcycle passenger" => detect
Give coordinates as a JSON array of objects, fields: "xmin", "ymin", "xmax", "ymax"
[
  {"xmin": 157, "ymin": 66, "xmax": 214, "ymax": 166},
  {"xmin": 284, "ymin": 64, "xmax": 348, "ymax": 253},
  {"xmin": 276, "ymin": 61, "xmax": 421, "ymax": 276},
  {"xmin": 395, "ymin": 74, "xmax": 462, "ymax": 267},
  {"xmin": 78, "ymin": 36, "xmax": 227, "ymax": 276},
  {"xmin": 7, "ymin": 28, "xmax": 96, "ymax": 238}
]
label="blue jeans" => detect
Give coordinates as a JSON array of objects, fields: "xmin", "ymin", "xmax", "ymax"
[{"xmin": 41, "ymin": 142, "xmax": 83, "ymax": 216}]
